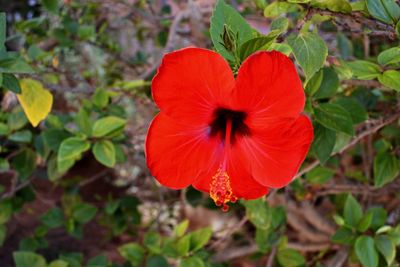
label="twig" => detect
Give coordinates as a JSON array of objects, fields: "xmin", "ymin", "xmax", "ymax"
[
  {"xmin": 78, "ymin": 169, "xmax": 110, "ymax": 187},
  {"xmin": 266, "ymin": 246, "xmax": 277, "ymax": 267}
]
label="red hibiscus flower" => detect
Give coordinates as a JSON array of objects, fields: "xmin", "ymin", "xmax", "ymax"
[{"xmin": 145, "ymin": 47, "xmax": 313, "ymax": 211}]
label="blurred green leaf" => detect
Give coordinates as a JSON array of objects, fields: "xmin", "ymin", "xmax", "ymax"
[
  {"xmin": 40, "ymin": 208, "xmax": 64, "ymax": 228},
  {"xmin": 13, "ymin": 252, "xmax": 47, "ymax": 267},
  {"xmin": 87, "ymin": 255, "xmax": 108, "ymax": 267},
  {"xmin": 277, "ymin": 248, "xmax": 306, "ymax": 267},
  {"xmin": 2, "ymin": 73, "xmax": 21, "ymax": 93},
  {"xmin": 118, "ymin": 243, "xmax": 145, "ymax": 266},
  {"xmin": 174, "ymin": 220, "xmax": 189, "ymax": 237},
  {"xmin": 147, "ymin": 255, "xmax": 170, "ymax": 267},
  {"xmin": 244, "ymin": 198, "xmax": 271, "ymax": 230},
  {"xmin": 377, "ymin": 47, "xmax": 400, "ymax": 65},
  {"xmin": 344, "ymin": 194, "xmax": 363, "ymax": 227},
  {"xmin": 189, "ymin": 227, "xmax": 212, "ymax": 252},
  {"xmin": 375, "ymin": 235, "xmax": 396, "ymax": 266},
  {"xmin": 378, "ymin": 70, "xmax": 400, "ymax": 91},
  {"xmin": 367, "ymin": 207, "xmax": 388, "ymax": 230},
  {"xmin": 346, "ymin": 60, "xmax": 381, "ymax": 80},
  {"xmin": 72, "ymin": 203, "xmax": 97, "ymax": 223},
  {"xmin": 357, "ymin": 212, "xmax": 373, "ymax": 232},
  {"xmin": 180, "ymin": 256, "xmax": 205, "ymax": 267},
  {"xmin": 373, "ymin": 153, "xmax": 399, "ymax": 187},
  {"xmin": 92, "ymin": 116, "xmax": 126, "ymax": 138},
  {"xmin": 310, "ymin": 0, "xmax": 352, "ymax": 13},
  {"xmin": 0, "ymin": 224, "xmax": 6, "ymax": 246},
  {"xmin": 0, "ymin": 12, "xmax": 5, "ymax": 47},
  {"xmin": 355, "ymin": 236, "xmax": 379, "ymax": 267},
  {"xmin": 311, "ymin": 123, "xmax": 336, "ymax": 164},
  {"xmin": 334, "ymin": 97, "xmax": 368, "ymax": 124},
  {"xmin": 48, "ymin": 260, "xmax": 69, "ymax": 267},
  {"xmin": 42, "ymin": 0, "xmax": 60, "ymax": 14},
  {"xmin": 306, "ymin": 166, "xmax": 334, "ymax": 185},
  {"xmin": 331, "ymin": 226, "xmax": 355, "ymax": 244},
  {"xmin": 314, "ymin": 67, "xmax": 339, "ymax": 99},
  {"xmin": 11, "ymin": 148, "xmax": 36, "ymax": 180}
]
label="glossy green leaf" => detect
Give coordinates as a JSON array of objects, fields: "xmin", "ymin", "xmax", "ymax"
[
  {"xmin": 239, "ymin": 36, "xmax": 276, "ymax": 61},
  {"xmin": 287, "ymin": 32, "xmax": 328, "ymax": 80},
  {"xmin": 92, "ymin": 140, "xmax": 116, "ymax": 167},
  {"xmin": 366, "ymin": 0, "xmax": 400, "ymax": 24},
  {"xmin": 377, "ymin": 47, "xmax": 400, "ymax": 65},
  {"xmin": 357, "ymin": 212, "xmax": 373, "ymax": 232},
  {"xmin": 92, "ymin": 116, "xmax": 126, "ymax": 138},
  {"xmin": 75, "ymin": 108, "xmax": 92, "ymax": 136},
  {"xmin": 118, "ymin": 243, "xmax": 145, "ymax": 266},
  {"xmin": 311, "ymin": 0, "xmax": 352, "ymax": 13},
  {"xmin": 244, "ymin": 198, "xmax": 271, "ymax": 229},
  {"xmin": 264, "ymin": 1, "xmax": 297, "ymax": 18},
  {"xmin": 347, "ymin": 60, "xmax": 381, "ymax": 80},
  {"xmin": 57, "ymin": 137, "xmax": 90, "ymax": 173},
  {"xmin": 374, "ymin": 153, "xmax": 400, "ymax": 187},
  {"xmin": 355, "ymin": 236, "xmax": 379, "ymax": 267},
  {"xmin": 367, "ymin": 207, "xmax": 388, "ymax": 230},
  {"xmin": 306, "ymin": 166, "xmax": 334, "ymax": 185},
  {"xmin": 331, "ymin": 226, "xmax": 355, "ymax": 244},
  {"xmin": 378, "ymin": 70, "xmax": 400, "ymax": 91},
  {"xmin": 314, "ymin": 103, "xmax": 354, "ymax": 135}
]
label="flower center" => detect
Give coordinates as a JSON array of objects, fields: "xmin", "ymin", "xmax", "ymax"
[
  {"xmin": 208, "ymin": 108, "xmax": 250, "ymax": 144},
  {"xmin": 210, "ymin": 167, "xmax": 237, "ymax": 212}
]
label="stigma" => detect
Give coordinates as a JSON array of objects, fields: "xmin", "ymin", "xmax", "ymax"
[{"xmin": 210, "ymin": 167, "xmax": 237, "ymax": 212}]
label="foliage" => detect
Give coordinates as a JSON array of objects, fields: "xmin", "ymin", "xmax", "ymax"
[{"xmin": 0, "ymin": 0, "xmax": 399, "ymax": 266}]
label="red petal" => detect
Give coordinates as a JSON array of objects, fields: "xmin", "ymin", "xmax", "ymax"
[
  {"xmin": 233, "ymin": 51, "xmax": 305, "ymax": 130},
  {"xmin": 152, "ymin": 47, "xmax": 235, "ymax": 126},
  {"xmin": 238, "ymin": 115, "xmax": 313, "ymax": 188},
  {"xmin": 192, "ymin": 145, "xmax": 269, "ymax": 200},
  {"xmin": 145, "ymin": 113, "xmax": 221, "ymax": 189}
]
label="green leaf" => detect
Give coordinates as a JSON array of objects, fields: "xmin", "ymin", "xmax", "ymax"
[
  {"xmin": 0, "ymin": 57, "xmax": 34, "ymax": 73},
  {"xmin": 92, "ymin": 116, "xmax": 126, "ymax": 138},
  {"xmin": 75, "ymin": 108, "xmax": 92, "ymax": 136},
  {"xmin": 373, "ymin": 153, "xmax": 399, "ymax": 187},
  {"xmin": 48, "ymin": 260, "xmax": 69, "ymax": 267},
  {"xmin": 0, "ymin": 12, "xmax": 5, "ymax": 47},
  {"xmin": 72, "ymin": 203, "xmax": 97, "ymax": 223},
  {"xmin": 11, "ymin": 148, "xmax": 36, "ymax": 180},
  {"xmin": 366, "ymin": 0, "xmax": 400, "ymax": 24},
  {"xmin": 144, "ymin": 232, "xmax": 162, "ymax": 254},
  {"xmin": 334, "ymin": 98, "xmax": 368, "ymax": 124},
  {"xmin": 305, "ymin": 69, "xmax": 323, "ymax": 96},
  {"xmin": 287, "ymin": 31, "xmax": 328, "ymax": 80},
  {"xmin": 239, "ymin": 36, "xmax": 276, "ymax": 61},
  {"xmin": 306, "ymin": 166, "xmax": 334, "ymax": 185},
  {"xmin": 92, "ymin": 88, "xmax": 109, "ymax": 108},
  {"xmin": 174, "ymin": 219, "xmax": 189, "ymax": 237},
  {"xmin": 147, "ymin": 255, "xmax": 170, "ymax": 267},
  {"xmin": 344, "ymin": 194, "xmax": 363, "ymax": 227},
  {"xmin": 311, "ymin": 123, "xmax": 336, "ymax": 164},
  {"xmin": 87, "ymin": 255, "xmax": 108, "ymax": 267},
  {"xmin": 9, "ymin": 130, "xmax": 32, "ymax": 143},
  {"xmin": 176, "ymin": 235, "xmax": 191, "ymax": 256},
  {"xmin": 346, "ymin": 60, "xmax": 381, "ymax": 80},
  {"xmin": 180, "ymin": 256, "xmax": 205, "ymax": 267},
  {"xmin": 0, "ymin": 200, "xmax": 12, "ymax": 224},
  {"xmin": 378, "ymin": 70, "xmax": 400, "ymax": 91},
  {"xmin": 314, "ymin": 67, "xmax": 339, "ymax": 99},
  {"xmin": 210, "ymin": 0, "xmax": 255, "ymax": 61},
  {"xmin": 310, "ymin": 0, "xmax": 352, "ymax": 13},
  {"xmin": 0, "ymin": 224, "xmax": 6, "ymax": 246},
  {"xmin": 118, "ymin": 243, "xmax": 145, "ymax": 266},
  {"xmin": 40, "ymin": 208, "xmax": 64, "ymax": 228},
  {"xmin": 277, "ymin": 248, "xmax": 306, "ymax": 267},
  {"xmin": 377, "ymin": 47, "xmax": 400, "ymax": 65},
  {"xmin": 375, "ymin": 235, "xmax": 396, "ymax": 266},
  {"xmin": 189, "ymin": 227, "xmax": 212, "ymax": 252},
  {"xmin": 17, "ymin": 79, "xmax": 53, "ymax": 127},
  {"xmin": 13, "ymin": 252, "xmax": 47, "ymax": 267},
  {"xmin": 367, "ymin": 207, "xmax": 388, "ymax": 230},
  {"xmin": 57, "ymin": 137, "xmax": 90, "ymax": 173},
  {"xmin": 92, "ymin": 140, "xmax": 116, "ymax": 168},
  {"xmin": 2, "ymin": 73, "xmax": 21, "ymax": 93},
  {"xmin": 270, "ymin": 17, "xmax": 289, "ymax": 34},
  {"xmin": 357, "ymin": 212, "xmax": 373, "ymax": 232},
  {"xmin": 244, "ymin": 198, "xmax": 271, "ymax": 229},
  {"xmin": 314, "ymin": 103, "xmax": 354, "ymax": 135},
  {"xmin": 331, "ymin": 226, "xmax": 355, "ymax": 244},
  {"xmin": 355, "ymin": 236, "xmax": 379, "ymax": 267},
  {"xmin": 336, "ymin": 32, "xmax": 353, "ymax": 60},
  {"xmin": 42, "ymin": 0, "xmax": 60, "ymax": 13},
  {"xmin": 264, "ymin": 1, "xmax": 297, "ymax": 18}
]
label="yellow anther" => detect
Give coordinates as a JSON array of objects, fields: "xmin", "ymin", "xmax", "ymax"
[{"xmin": 209, "ymin": 168, "xmax": 237, "ymax": 212}]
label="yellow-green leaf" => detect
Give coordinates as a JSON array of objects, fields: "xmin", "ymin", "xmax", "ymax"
[{"xmin": 17, "ymin": 79, "xmax": 53, "ymax": 127}]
